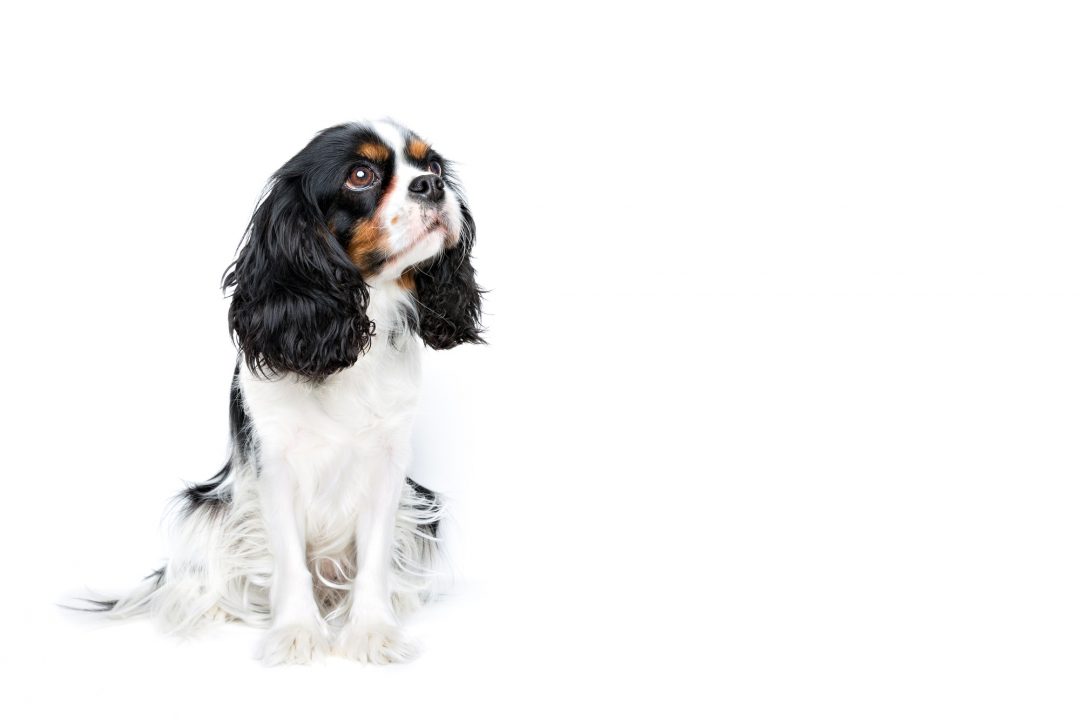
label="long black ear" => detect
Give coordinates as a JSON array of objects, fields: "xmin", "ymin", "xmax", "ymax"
[
  {"xmin": 413, "ymin": 203, "xmax": 484, "ymax": 349},
  {"xmin": 223, "ymin": 179, "xmax": 372, "ymax": 381}
]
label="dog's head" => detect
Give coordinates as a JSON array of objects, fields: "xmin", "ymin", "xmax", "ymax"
[{"xmin": 224, "ymin": 121, "xmax": 483, "ymax": 380}]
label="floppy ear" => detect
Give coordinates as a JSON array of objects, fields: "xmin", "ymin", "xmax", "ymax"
[
  {"xmin": 413, "ymin": 203, "xmax": 484, "ymax": 349},
  {"xmin": 223, "ymin": 178, "xmax": 372, "ymax": 381}
]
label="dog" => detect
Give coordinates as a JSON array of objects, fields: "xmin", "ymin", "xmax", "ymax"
[{"xmin": 80, "ymin": 120, "xmax": 483, "ymax": 665}]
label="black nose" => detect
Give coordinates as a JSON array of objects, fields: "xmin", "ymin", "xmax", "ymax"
[{"xmin": 408, "ymin": 174, "xmax": 445, "ymax": 202}]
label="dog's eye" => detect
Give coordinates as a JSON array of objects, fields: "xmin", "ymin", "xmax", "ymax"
[
  {"xmin": 345, "ymin": 166, "xmax": 378, "ymax": 191},
  {"xmin": 428, "ymin": 160, "xmax": 443, "ymax": 177}
]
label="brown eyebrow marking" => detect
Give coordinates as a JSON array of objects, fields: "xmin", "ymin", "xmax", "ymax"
[
  {"xmin": 406, "ymin": 137, "xmax": 430, "ymax": 160},
  {"xmin": 357, "ymin": 141, "xmax": 391, "ymax": 162}
]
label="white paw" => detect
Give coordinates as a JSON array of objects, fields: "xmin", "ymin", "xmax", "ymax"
[
  {"xmin": 337, "ymin": 621, "xmax": 418, "ymax": 664},
  {"xmin": 257, "ymin": 623, "xmax": 330, "ymax": 666}
]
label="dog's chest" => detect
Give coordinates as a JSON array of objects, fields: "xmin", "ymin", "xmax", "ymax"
[
  {"xmin": 239, "ymin": 287, "xmax": 423, "ymax": 513},
  {"xmin": 243, "ymin": 334, "xmax": 420, "ymax": 441}
]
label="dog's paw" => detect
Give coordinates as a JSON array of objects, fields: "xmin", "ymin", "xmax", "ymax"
[
  {"xmin": 337, "ymin": 621, "xmax": 418, "ymax": 664},
  {"xmin": 257, "ymin": 623, "xmax": 330, "ymax": 666}
]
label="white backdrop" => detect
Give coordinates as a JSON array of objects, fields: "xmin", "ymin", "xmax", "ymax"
[{"xmin": 1, "ymin": 1, "xmax": 1078, "ymax": 718}]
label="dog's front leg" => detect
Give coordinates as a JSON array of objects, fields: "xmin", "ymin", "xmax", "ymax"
[
  {"xmin": 338, "ymin": 461, "xmax": 414, "ymax": 663},
  {"xmin": 256, "ymin": 457, "xmax": 329, "ymax": 665}
]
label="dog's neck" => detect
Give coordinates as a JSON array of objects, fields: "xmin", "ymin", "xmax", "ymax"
[{"xmin": 365, "ymin": 277, "xmax": 418, "ymax": 352}]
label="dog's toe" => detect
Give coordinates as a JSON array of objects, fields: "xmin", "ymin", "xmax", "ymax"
[
  {"xmin": 337, "ymin": 622, "xmax": 417, "ymax": 664},
  {"xmin": 257, "ymin": 623, "xmax": 329, "ymax": 666}
]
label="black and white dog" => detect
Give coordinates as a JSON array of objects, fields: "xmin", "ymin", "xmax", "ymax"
[{"xmin": 86, "ymin": 121, "xmax": 482, "ymax": 665}]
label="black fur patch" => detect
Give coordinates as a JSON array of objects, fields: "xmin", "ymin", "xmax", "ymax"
[
  {"xmin": 223, "ymin": 125, "xmax": 383, "ymax": 382},
  {"xmin": 412, "ymin": 202, "xmax": 485, "ymax": 349},
  {"xmin": 406, "ymin": 477, "xmax": 443, "ymax": 537},
  {"xmin": 179, "ymin": 364, "xmax": 248, "ymax": 516}
]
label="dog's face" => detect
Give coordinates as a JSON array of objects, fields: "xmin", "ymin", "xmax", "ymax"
[
  {"xmin": 276, "ymin": 120, "xmax": 468, "ymax": 283},
  {"xmin": 224, "ymin": 121, "xmax": 483, "ymax": 381},
  {"xmin": 332, "ymin": 122, "xmax": 466, "ymax": 282}
]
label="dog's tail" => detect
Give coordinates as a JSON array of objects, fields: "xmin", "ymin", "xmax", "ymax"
[
  {"xmin": 67, "ymin": 565, "xmax": 166, "ymax": 618},
  {"xmin": 64, "ymin": 459, "xmax": 258, "ymax": 632}
]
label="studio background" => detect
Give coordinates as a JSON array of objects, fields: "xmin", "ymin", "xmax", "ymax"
[{"xmin": 1, "ymin": 2, "xmax": 1077, "ymax": 718}]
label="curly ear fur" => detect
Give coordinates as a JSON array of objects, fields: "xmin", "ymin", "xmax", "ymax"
[
  {"xmin": 413, "ymin": 204, "xmax": 484, "ymax": 349},
  {"xmin": 223, "ymin": 178, "xmax": 372, "ymax": 381}
]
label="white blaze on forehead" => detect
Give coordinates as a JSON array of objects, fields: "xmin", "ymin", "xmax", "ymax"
[{"xmin": 371, "ymin": 120, "xmax": 429, "ymax": 225}]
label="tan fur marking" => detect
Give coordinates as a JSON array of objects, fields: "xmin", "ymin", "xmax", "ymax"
[
  {"xmin": 348, "ymin": 219, "xmax": 386, "ymax": 270},
  {"xmin": 347, "ymin": 176, "xmax": 396, "ymax": 272},
  {"xmin": 406, "ymin": 137, "xmax": 430, "ymax": 160},
  {"xmin": 396, "ymin": 268, "xmax": 416, "ymax": 292},
  {"xmin": 357, "ymin": 142, "xmax": 391, "ymax": 162}
]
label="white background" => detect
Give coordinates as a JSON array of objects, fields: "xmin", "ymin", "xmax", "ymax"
[{"xmin": 1, "ymin": 1, "xmax": 1077, "ymax": 717}]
